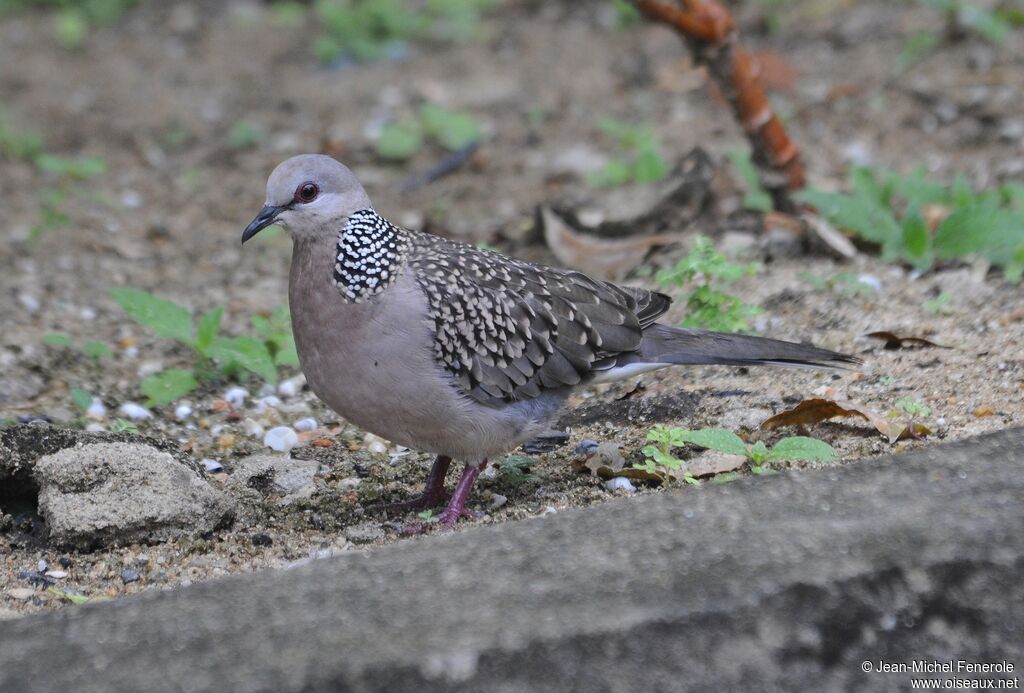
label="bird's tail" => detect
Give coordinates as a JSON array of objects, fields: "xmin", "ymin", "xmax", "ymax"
[{"xmin": 638, "ymin": 324, "xmax": 859, "ymax": 370}]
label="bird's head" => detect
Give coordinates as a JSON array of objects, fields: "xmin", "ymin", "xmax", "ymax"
[{"xmin": 242, "ymin": 154, "xmax": 371, "ymax": 244}]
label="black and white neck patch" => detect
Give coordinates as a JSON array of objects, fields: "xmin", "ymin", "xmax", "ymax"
[{"xmin": 333, "ymin": 209, "xmax": 406, "ymax": 302}]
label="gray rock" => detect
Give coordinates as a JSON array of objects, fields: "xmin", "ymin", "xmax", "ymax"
[
  {"xmin": 226, "ymin": 455, "xmax": 320, "ymax": 505},
  {"xmin": 35, "ymin": 443, "xmax": 234, "ymax": 550},
  {"xmin": 344, "ymin": 522, "xmax": 385, "ymax": 544},
  {"xmin": 1, "ymin": 428, "xmax": 1023, "ymax": 692}
]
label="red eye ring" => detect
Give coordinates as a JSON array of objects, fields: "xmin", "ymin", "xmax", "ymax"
[{"xmin": 294, "ymin": 181, "xmax": 319, "ymax": 203}]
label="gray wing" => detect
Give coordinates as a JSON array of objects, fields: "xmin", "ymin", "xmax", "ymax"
[{"xmin": 407, "ymin": 232, "xmax": 671, "ymax": 405}]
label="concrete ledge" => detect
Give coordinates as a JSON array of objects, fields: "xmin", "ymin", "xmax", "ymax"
[{"xmin": 2, "ymin": 429, "xmax": 1023, "ymax": 692}]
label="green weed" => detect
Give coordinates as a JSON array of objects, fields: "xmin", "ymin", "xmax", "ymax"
[
  {"xmin": 638, "ymin": 424, "xmax": 837, "ymax": 483},
  {"xmin": 729, "ymin": 148, "xmax": 773, "ymax": 213},
  {"xmin": 110, "ymin": 288, "xmax": 297, "ymax": 406},
  {"xmin": 312, "ymin": 0, "xmax": 497, "ymax": 64},
  {"xmin": 588, "ymin": 117, "xmax": 669, "ymax": 187},
  {"xmin": 375, "ymin": 102, "xmax": 481, "ymax": 161},
  {"xmin": 798, "ymin": 167, "xmax": 1024, "ymax": 280},
  {"xmin": 657, "ymin": 235, "xmax": 761, "ymax": 332}
]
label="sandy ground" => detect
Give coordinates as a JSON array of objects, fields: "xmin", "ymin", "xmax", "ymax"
[{"xmin": 1, "ymin": 0, "xmax": 1022, "ymax": 616}]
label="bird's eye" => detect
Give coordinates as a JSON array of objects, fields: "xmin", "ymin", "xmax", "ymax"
[{"xmin": 294, "ymin": 182, "xmax": 319, "ymax": 203}]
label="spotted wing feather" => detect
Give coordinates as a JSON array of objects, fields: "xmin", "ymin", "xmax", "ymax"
[{"xmin": 406, "ymin": 231, "xmax": 671, "ymax": 405}]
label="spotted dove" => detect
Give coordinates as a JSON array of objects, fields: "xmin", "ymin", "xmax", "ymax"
[{"xmin": 242, "ymin": 155, "xmax": 856, "ymax": 528}]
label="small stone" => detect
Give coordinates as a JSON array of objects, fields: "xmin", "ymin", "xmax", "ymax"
[
  {"xmin": 575, "ymin": 439, "xmax": 600, "ymax": 456},
  {"xmin": 175, "ymin": 403, "xmax": 193, "ymax": 420},
  {"xmin": 973, "ymin": 405, "xmax": 996, "ymax": 418},
  {"xmin": 311, "ymin": 438, "xmax": 333, "ymax": 448},
  {"xmin": 224, "ymin": 387, "xmax": 249, "ymax": 408},
  {"xmin": 294, "ymin": 417, "xmax": 318, "ymax": 432},
  {"xmin": 345, "ymin": 522, "xmax": 385, "ymax": 544},
  {"xmin": 364, "ymin": 433, "xmax": 388, "ymax": 454},
  {"xmin": 84, "ymin": 423, "xmax": 106, "ymax": 433},
  {"xmin": 277, "ymin": 378, "xmax": 302, "ymax": 398},
  {"xmin": 201, "ymin": 459, "xmax": 224, "ymax": 473},
  {"xmin": 37, "ymin": 560, "xmax": 47, "ymax": 573},
  {"xmin": 252, "ymin": 532, "xmax": 273, "ymax": 546},
  {"xmin": 258, "ymin": 383, "xmax": 277, "ymax": 397},
  {"xmin": 336, "ymin": 477, "xmax": 361, "ymax": 490},
  {"xmin": 217, "ymin": 433, "xmax": 237, "ymax": 451},
  {"xmin": 604, "ymin": 477, "xmax": 636, "ymax": 493},
  {"xmin": 490, "ymin": 493, "xmax": 508, "ymax": 509},
  {"xmin": 120, "ymin": 568, "xmax": 140, "ymax": 584},
  {"xmin": 120, "ymin": 190, "xmax": 142, "ymax": 208},
  {"xmin": 857, "ymin": 274, "xmax": 882, "ymax": 293},
  {"xmin": 86, "ymin": 398, "xmax": 107, "ymax": 419},
  {"xmin": 118, "ymin": 402, "xmax": 152, "ymax": 420},
  {"xmin": 242, "ymin": 418, "xmax": 265, "ymax": 438},
  {"xmin": 6, "ymin": 588, "xmax": 35, "ymax": 601},
  {"xmin": 44, "ymin": 570, "xmax": 68, "ymax": 579},
  {"xmin": 264, "ymin": 426, "xmax": 299, "ymax": 452},
  {"xmin": 255, "ymin": 395, "xmax": 282, "ymax": 413}
]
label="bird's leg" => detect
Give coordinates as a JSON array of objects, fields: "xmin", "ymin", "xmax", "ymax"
[
  {"xmin": 370, "ymin": 454, "xmax": 452, "ymax": 515},
  {"xmin": 437, "ymin": 462, "xmax": 484, "ymax": 529}
]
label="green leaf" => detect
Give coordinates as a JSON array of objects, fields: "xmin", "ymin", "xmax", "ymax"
[
  {"xmin": 272, "ymin": 334, "xmax": 300, "ymax": 367},
  {"xmin": 196, "ymin": 306, "xmax": 223, "ymax": 354},
  {"xmin": 632, "ymin": 148, "xmax": 669, "ymax": 184},
  {"xmin": 110, "ymin": 288, "xmax": 195, "ymax": 345},
  {"xmin": 900, "ymin": 211, "xmax": 932, "ymax": 269},
  {"xmin": 729, "ymin": 149, "xmax": 773, "ymax": 213},
  {"xmin": 796, "ymin": 189, "xmax": 902, "ymax": 251},
  {"xmin": 375, "ymin": 121, "xmax": 423, "ymax": 161},
  {"xmin": 587, "ymin": 160, "xmax": 632, "ymax": 188},
  {"xmin": 209, "ymin": 336, "xmax": 278, "ymax": 383},
  {"xmin": 141, "ymin": 369, "xmax": 198, "ymax": 407},
  {"xmin": 766, "ymin": 436, "xmax": 837, "ymax": 463},
  {"xmin": 71, "ymin": 387, "xmax": 93, "ymax": 412},
  {"xmin": 678, "ymin": 428, "xmax": 748, "ymax": 456},
  {"xmin": 749, "ymin": 440, "xmax": 768, "ymax": 464},
  {"xmin": 42, "ymin": 333, "xmax": 73, "ymax": 347},
  {"xmin": 420, "ymin": 104, "xmax": 480, "ymax": 151},
  {"xmin": 81, "ymin": 340, "xmax": 112, "ymax": 360}
]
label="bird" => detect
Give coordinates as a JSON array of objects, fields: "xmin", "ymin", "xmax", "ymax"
[{"xmin": 242, "ymin": 154, "xmax": 857, "ymax": 529}]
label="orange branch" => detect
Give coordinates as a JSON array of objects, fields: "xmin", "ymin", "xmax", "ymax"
[{"xmin": 632, "ymin": 0, "xmax": 806, "ymax": 209}]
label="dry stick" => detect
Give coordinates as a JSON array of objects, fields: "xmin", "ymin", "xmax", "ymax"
[{"xmin": 633, "ymin": 0, "xmax": 806, "ymax": 212}]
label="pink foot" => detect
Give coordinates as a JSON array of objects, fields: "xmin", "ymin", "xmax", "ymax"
[
  {"xmin": 437, "ymin": 463, "xmax": 484, "ymax": 530},
  {"xmin": 367, "ymin": 455, "xmax": 451, "ymax": 516}
]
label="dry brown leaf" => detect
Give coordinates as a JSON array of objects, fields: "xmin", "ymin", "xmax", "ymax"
[
  {"xmin": 803, "ymin": 213, "xmax": 858, "ymax": 259},
  {"xmin": 865, "ymin": 331, "xmax": 951, "ymax": 350},
  {"xmin": 540, "ymin": 206, "xmax": 680, "ymax": 280},
  {"xmin": 685, "ymin": 451, "xmax": 747, "ymax": 477},
  {"xmin": 760, "ymin": 397, "xmax": 926, "ymax": 444}
]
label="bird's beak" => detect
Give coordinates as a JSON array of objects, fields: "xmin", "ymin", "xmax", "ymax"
[{"xmin": 241, "ymin": 205, "xmax": 284, "ymax": 244}]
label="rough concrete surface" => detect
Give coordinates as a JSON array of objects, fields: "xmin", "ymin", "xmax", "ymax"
[
  {"xmin": 35, "ymin": 442, "xmax": 235, "ymax": 549},
  {"xmin": 2, "ymin": 428, "xmax": 1023, "ymax": 692}
]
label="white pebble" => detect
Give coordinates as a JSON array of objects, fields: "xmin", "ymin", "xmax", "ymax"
[
  {"xmin": 255, "ymin": 395, "xmax": 282, "ymax": 413},
  {"xmin": 123, "ymin": 346, "xmax": 139, "ymax": 358},
  {"xmin": 277, "ymin": 375, "xmax": 306, "ymax": 398},
  {"xmin": 293, "ymin": 417, "xmax": 317, "ymax": 432},
  {"xmin": 264, "ymin": 426, "xmax": 298, "ymax": 452},
  {"xmin": 604, "ymin": 477, "xmax": 636, "ymax": 493},
  {"xmin": 542, "ymin": 506, "xmax": 558, "ymax": 516},
  {"xmin": 86, "ymin": 398, "xmax": 107, "ymax": 419},
  {"xmin": 85, "ymin": 423, "xmax": 105, "ymax": 433},
  {"xmin": 137, "ymin": 360, "xmax": 164, "ymax": 379},
  {"xmin": 18, "ymin": 292, "xmax": 40, "ymax": 314},
  {"xmin": 258, "ymin": 383, "xmax": 276, "ymax": 397},
  {"xmin": 337, "ymin": 477, "xmax": 361, "ymax": 490},
  {"xmin": 37, "ymin": 560, "xmax": 47, "ymax": 572},
  {"xmin": 490, "ymin": 493, "xmax": 508, "ymax": 509},
  {"xmin": 857, "ymin": 274, "xmax": 882, "ymax": 293},
  {"xmin": 174, "ymin": 403, "xmax": 193, "ymax": 420},
  {"xmin": 243, "ymin": 418, "xmax": 265, "ymax": 438},
  {"xmin": 121, "ymin": 190, "xmax": 142, "ymax": 208},
  {"xmin": 224, "ymin": 387, "xmax": 249, "ymax": 407},
  {"xmin": 118, "ymin": 402, "xmax": 152, "ymax": 420},
  {"xmin": 79, "ymin": 306, "xmax": 97, "ymax": 321},
  {"xmin": 44, "ymin": 570, "xmax": 68, "ymax": 579},
  {"xmin": 201, "ymin": 458, "xmax": 224, "ymax": 473}
]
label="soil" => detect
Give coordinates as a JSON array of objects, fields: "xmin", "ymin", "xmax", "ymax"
[{"xmin": 1, "ymin": 1, "xmax": 1022, "ymax": 617}]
